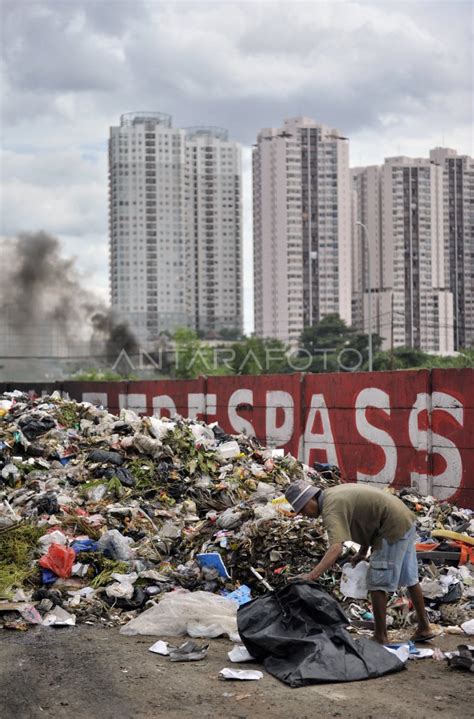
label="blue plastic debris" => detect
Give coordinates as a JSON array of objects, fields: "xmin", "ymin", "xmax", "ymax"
[
  {"xmin": 386, "ymin": 640, "xmax": 418, "ymax": 655},
  {"xmin": 41, "ymin": 569, "xmax": 58, "ymax": 584},
  {"xmin": 196, "ymin": 552, "xmax": 231, "ymax": 579},
  {"xmin": 71, "ymin": 539, "xmax": 98, "ymax": 554},
  {"xmin": 223, "ymin": 585, "xmax": 252, "ymax": 606}
]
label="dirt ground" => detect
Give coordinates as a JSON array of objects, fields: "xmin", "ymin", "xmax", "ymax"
[{"xmin": 0, "ymin": 626, "xmax": 472, "ymax": 719}]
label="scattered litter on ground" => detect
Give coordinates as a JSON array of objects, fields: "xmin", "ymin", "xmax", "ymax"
[
  {"xmin": 228, "ymin": 645, "xmax": 255, "ymax": 663},
  {"xmin": 446, "ymin": 644, "xmax": 474, "ymax": 672},
  {"xmin": 169, "ymin": 640, "xmax": 209, "ymax": 662},
  {"xmin": 219, "ymin": 668, "xmax": 263, "ymax": 681},
  {"xmin": 461, "ymin": 618, "xmax": 474, "ymax": 635},
  {"xmin": 148, "ymin": 639, "xmax": 172, "ymax": 655},
  {"xmin": 42, "ymin": 605, "xmax": 76, "ymax": 626}
]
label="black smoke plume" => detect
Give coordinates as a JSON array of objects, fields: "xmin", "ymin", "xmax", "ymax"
[{"xmin": 0, "ymin": 231, "xmax": 137, "ymax": 363}]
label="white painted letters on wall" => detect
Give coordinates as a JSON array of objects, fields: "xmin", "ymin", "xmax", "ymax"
[
  {"xmin": 228, "ymin": 389, "xmax": 255, "ymax": 436},
  {"xmin": 265, "ymin": 391, "xmax": 294, "ymax": 447},
  {"xmin": 355, "ymin": 388, "xmax": 397, "ymax": 485}
]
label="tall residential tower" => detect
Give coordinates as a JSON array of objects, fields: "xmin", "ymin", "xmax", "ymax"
[
  {"xmin": 253, "ymin": 117, "xmax": 351, "ymax": 343},
  {"xmin": 351, "ymin": 156, "xmax": 454, "ymax": 353},
  {"xmin": 109, "ymin": 113, "xmax": 242, "ymax": 345},
  {"xmin": 185, "ymin": 127, "xmax": 242, "ymax": 337},
  {"xmin": 430, "ymin": 148, "xmax": 474, "ymax": 349}
]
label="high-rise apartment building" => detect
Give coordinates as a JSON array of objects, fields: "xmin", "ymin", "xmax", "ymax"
[
  {"xmin": 351, "ymin": 156, "xmax": 454, "ymax": 353},
  {"xmin": 185, "ymin": 127, "xmax": 242, "ymax": 337},
  {"xmin": 381, "ymin": 157, "xmax": 453, "ymax": 353},
  {"xmin": 109, "ymin": 113, "xmax": 242, "ymax": 345},
  {"xmin": 253, "ymin": 117, "xmax": 351, "ymax": 343},
  {"xmin": 430, "ymin": 148, "xmax": 474, "ymax": 349},
  {"xmin": 350, "ymin": 166, "xmax": 382, "ymax": 332}
]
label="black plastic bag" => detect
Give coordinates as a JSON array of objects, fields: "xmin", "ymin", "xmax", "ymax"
[
  {"xmin": 88, "ymin": 449, "xmax": 124, "ymax": 466},
  {"xmin": 19, "ymin": 415, "xmax": 56, "ymax": 440},
  {"xmin": 36, "ymin": 492, "xmax": 60, "ymax": 515},
  {"xmin": 98, "ymin": 466, "xmax": 136, "ymax": 487},
  {"xmin": 237, "ymin": 581, "xmax": 405, "ymax": 687}
]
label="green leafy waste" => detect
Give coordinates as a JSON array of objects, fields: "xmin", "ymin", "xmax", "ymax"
[
  {"xmin": 126, "ymin": 458, "xmax": 156, "ymax": 490},
  {"xmin": 52, "ymin": 400, "xmax": 81, "ymax": 428},
  {"xmin": 0, "ymin": 524, "xmax": 45, "ymax": 598},
  {"xmin": 165, "ymin": 425, "xmax": 220, "ymax": 476},
  {"xmin": 79, "ymin": 477, "xmax": 126, "ymax": 500},
  {"xmin": 86, "ymin": 557, "xmax": 129, "ymax": 588}
]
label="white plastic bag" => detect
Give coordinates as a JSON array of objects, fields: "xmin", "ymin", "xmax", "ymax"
[
  {"xmin": 133, "ymin": 433, "xmax": 163, "ymax": 457},
  {"xmin": 190, "ymin": 424, "xmax": 215, "ymax": 446},
  {"xmin": 105, "ymin": 573, "xmax": 137, "ymax": 600},
  {"xmin": 97, "ymin": 529, "xmax": 134, "ymax": 561},
  {"xmin": 148, "ymin": 417, "xmax": 175, "ymax": 440},
  {"xmin": 119, "ymin": 589, "xmax": 238, "ymax": 639},
  {"xmin": 340, "ymin": 561, "xmax": 369, "ymax": 599},
  {"xmin": 120, "ymin": 408, "xmax": 141, "ymax": 429},
  {"xmin": 216, "ymin": 441, "xmax": 241, "ymax": 460},
  {"xmin": 38, "ymin": 530, "xmax": 67, "ymax": 550}
]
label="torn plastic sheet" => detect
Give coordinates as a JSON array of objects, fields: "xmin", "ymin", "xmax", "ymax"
[{"xmin": 120, "ymin": 589, "xmax": 238, "ymax": 639}]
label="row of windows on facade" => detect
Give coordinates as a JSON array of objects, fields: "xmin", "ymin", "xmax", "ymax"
[
  {"xmin": 112, "ymin": 199, "xmax": 238, "ymax": 207},
  {"xmin": 111, "ymin": 170, "xmax": 238, "ymax": 178},
  {"xmin": 114, "ymin": 135, "xmax": 235, "ymax": 148},
  {"xmin": 112, "ymin": 210, "xmax": 239, "ymax": 221},
  {"xmin": 112, "ymin": 254, "xmax": 240, "ymax": 264},
  {"xmin": 113, "ymin": 140, "xmax": 236, "ymax": 151}
]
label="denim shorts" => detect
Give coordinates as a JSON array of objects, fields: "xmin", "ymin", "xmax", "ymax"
[{"xmin": 366, "ymin": 523, "xmax": 419, "ymax": 593}]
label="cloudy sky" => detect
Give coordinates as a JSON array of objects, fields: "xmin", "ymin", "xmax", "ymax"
[{"xmin": 1, "ymin": 0, "xmax": 472, "ymax": 332}]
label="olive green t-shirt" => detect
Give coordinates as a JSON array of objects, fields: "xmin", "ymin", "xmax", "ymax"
[{"xmin": 321, "ymin": 484, "xmax": 415, "ymax": 550}]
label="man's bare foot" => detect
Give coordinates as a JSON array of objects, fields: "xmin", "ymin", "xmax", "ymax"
[{"xmin": 371, "ymin": 633, "xmax": 388, "ymax": 645}]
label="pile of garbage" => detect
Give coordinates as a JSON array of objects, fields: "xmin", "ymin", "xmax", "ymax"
[{"xmin": 0, "ymin": 391, "xmax": 472, "ymax": 635}]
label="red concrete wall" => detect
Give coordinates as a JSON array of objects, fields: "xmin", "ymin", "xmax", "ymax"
[{"xmin": 4, "ymin": 369, "xmax": 473, "ymax": 508}]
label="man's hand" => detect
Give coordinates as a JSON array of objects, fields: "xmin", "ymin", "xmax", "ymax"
[
  {"xmin": 290, "ymin": 572, "xmax": 317, "ymax": 582},
  {"xmin": 351, "ymin": 548, "xmax": 368, "ymax": 566}
]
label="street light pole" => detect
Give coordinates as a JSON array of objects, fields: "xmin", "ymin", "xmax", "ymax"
[{"xmin": 356, "ymin": 221, "xmax": 373, "ymax": 372}]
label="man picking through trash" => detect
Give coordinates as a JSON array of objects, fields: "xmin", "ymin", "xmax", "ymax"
[{"xmin": 285, "ymin": 481, "xmax": 435, "ymax": 645}]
